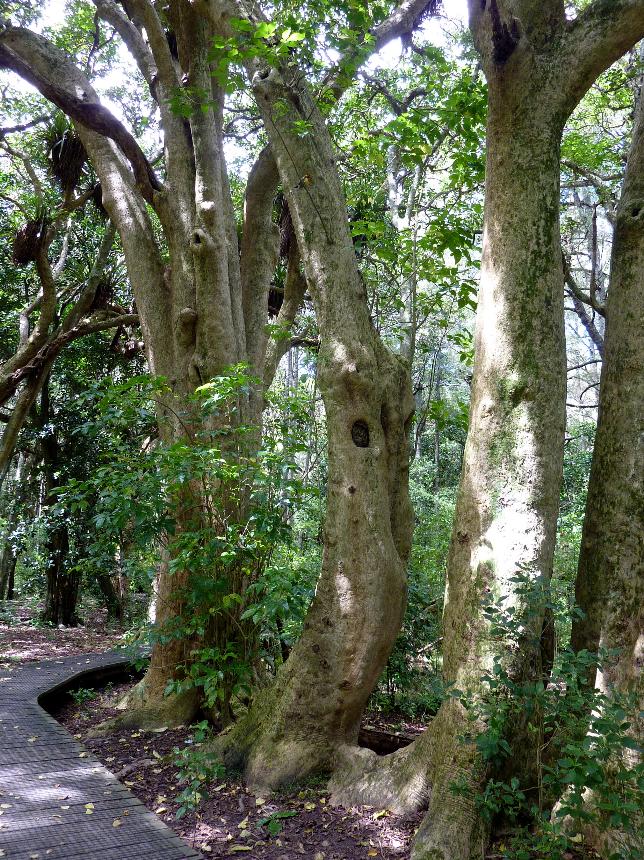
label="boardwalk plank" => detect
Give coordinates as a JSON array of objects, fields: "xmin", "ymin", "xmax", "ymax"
[{"xmin": 0, "ymin": 653, "xmax": 202, "ymax": 860}]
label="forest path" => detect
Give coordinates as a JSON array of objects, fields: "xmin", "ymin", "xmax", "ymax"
[{"xmin": 0, "ymin": 651, "xmax": 202, "ymax": 860}]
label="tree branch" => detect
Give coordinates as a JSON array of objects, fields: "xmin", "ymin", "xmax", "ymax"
[
  {"xmin": 0, "ymin": 26, "xmax": 162, "ymax": 203},
  {"xmin": 263, "ymin": 241, "xmax": 308, "ymax": 390},
  {"xmin": 321, "ymin": 0, "xmax": 441, "ymax": 98},
  {"xmin": 560, "ymin": 0, "xmax": 644, "ymax": 111}
]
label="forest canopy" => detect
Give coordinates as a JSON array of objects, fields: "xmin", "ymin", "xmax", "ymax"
[{"xmin": 0, "ymin": 1, "xmax": 642, "ymax": 859}]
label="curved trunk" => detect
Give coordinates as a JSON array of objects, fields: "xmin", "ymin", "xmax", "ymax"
[
  {"xmin": 217, "ymin": 335, "xmax": 413, "ymax": 786},
  {"xmin": 209, "ymin": 57, "xmax": 415, "ymax": 789}
]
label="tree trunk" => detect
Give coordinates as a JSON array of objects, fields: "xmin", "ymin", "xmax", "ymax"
[
  {"xmin": 570, "ymin": 96, "xmax": 644, "ymax": 669},
  {"xmin": 565, "ymin": 82, "xmax": 644, "ymax": 860},
  {"xmin": 40, "ymin": 401, "xmax": 81, "ymax": 628},
  {"xmin": 206, "ymin": 48, "xmax": 415, "ymax": 789},
  {"xmin": 326, "ymin": 6, "xmax": 644, "ymax": 860},
  {"xmin": 0, "ymin": 533, "xmax": 19, "ymax": 601},
  {"xmin": 0, "ymin": 454, "xmax": 30, "ymax": 601}
]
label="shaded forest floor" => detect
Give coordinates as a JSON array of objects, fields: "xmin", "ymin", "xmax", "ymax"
[
  {"xmin": 1, "ymin": 602, "xmax": 422, "ymax": 858},
  {"xmin": 52, "ymin": 677, "xmax": 423, "ymax": 859},
  {"xmin": 2, "ymin": 603, "xmax": 601, "ymax": 860}
]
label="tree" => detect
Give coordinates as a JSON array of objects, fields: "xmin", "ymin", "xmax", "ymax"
[
  {"xmin": 0, "ymin": 0, "xmax": 431, "ymax": 729},
  {"xmin": 323, "ymin": 4, "xmax": 644, "ymax": 859},
  {"xmin": 569, "ymin": 62, "xmax": 643, "ymax": 852}
]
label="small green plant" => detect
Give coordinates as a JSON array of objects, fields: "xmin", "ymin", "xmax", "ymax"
[
  {"xmin": 258, "ymin": 809, "xmax": 298, "ymax": 836},
  {"xmin": 451, "ymin": 576, "xmax": 643, "ymax": 859},
  {"xmin": 173, "ymin": 721, "xmax": 226, "ymax": 818},
  {"xmin": 70, "ymin": 687, "xmax": 97, "ymax": 705}
]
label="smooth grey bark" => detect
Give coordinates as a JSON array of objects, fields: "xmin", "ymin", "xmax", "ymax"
[{"xmin": 409, "ymin": 5, "xmax": 644, "ymax": 858}]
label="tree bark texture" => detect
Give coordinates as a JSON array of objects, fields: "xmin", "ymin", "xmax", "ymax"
[
  {"xmin": 207, "ymin": 31, "xmax": 415, "ymax": 787},
  {"xmin": 325, "ymin": 5, "xmax": 644, "ymax": 860},
  {"xmin": 0, "ymin": 0, "xmax": 418, "ymax": 731}
]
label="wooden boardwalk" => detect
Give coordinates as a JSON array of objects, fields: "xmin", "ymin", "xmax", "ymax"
[{"xmin": 0, "ymin": 652, "xmax": 202, "ymax": 859}]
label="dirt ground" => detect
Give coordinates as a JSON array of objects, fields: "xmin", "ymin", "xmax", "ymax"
[
  {"xmin": 1, "ymin": 603, "xmax": 423, "ymax": 859},
  {"xmin": 0, "ymin": 598, "xmax": 126, "ymax": 667},
  {"xmin": 51, "ymin": 678, "xmax": 423, "ymax": 859},
  {"xmin": 1, "ymin": 603, "xmax": 596, "ymax": 860}
]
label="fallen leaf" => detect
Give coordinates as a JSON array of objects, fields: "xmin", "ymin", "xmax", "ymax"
[
  {"xmin": 60, "ymin": 806, "xmax": 70, "ymax": 810},
  {"xmin": 78, "ymin": 752, "xmax": 88, "ymax": 758},
  {"xmin": 304, "ymin": 802, "xmax": 316, "ymax": 811},
  {"xmin": 368, "ymin": 852, "xmax": 378, "ymax": 858},
  {"xmin": 228, "ymin": 848, "xmax": 252, "ymax": 854},
  {"xmin": 255, "ymin": 797, "xmax": 266, "ymax": 806},
  {"xmin": 112, "ymin": 819, "xmax": 122, "ymax": 828}
]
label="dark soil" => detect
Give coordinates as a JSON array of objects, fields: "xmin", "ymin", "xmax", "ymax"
[{"xmin": 51, "ymin": 678, "xmax": 423, "ymax": 859}]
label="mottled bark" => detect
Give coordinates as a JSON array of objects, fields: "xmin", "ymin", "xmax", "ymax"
[
  {"xmin": 323, "ymin": 4, "xmax": 644, "ymax": 859},
  {"xmin": 571, "ymin": 92, "xmax": 643, "ymax": 679},
  {"xmin": 564, "ymin": 90, "xmax": 644, "ymax": 860},
  {"xmin": 206, "ymin": 9, "xmax": 414, "ymax": 786}
]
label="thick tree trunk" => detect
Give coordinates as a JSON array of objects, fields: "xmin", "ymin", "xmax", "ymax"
[
  {"xmin": 566, "ymin": 89, "xmax": 643, "ymax": 860},
  {"xmin": 208, "ymin": 53, "xmax": 415, "ymax": 789},
  {"xmin": 330, "ymin": 73, "xmax": 568, "ymax": 858},
  {"xmin": 327, "ymin": 6, "xmax": 644, "ymax": 860}
]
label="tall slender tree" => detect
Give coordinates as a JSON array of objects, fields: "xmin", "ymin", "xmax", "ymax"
[{"xmin": 569, "ymin": 65, "xmax": 643, "ymax": 850}]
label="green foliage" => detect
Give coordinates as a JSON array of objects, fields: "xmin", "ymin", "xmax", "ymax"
[
  {"xmin": 451, "ymin": 577, "xmax": 643, "ymax": 859},
  {"xmin": 173, "ymin": 721, "xmax": 226, "ymax": 818},
  {"xmin": 69, "ymin": 686, "xmax": 97, "ymax": 705},
  {"xmin": 56, "ymin": 365, "xmax": 313, "ymax": 710},
  {"xmin": 258, "ymin": 808, "xmax": 298, "ymax": 836}
]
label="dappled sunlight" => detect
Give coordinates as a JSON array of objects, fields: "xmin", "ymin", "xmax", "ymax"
[{"xmin": 335, "ymin": 567, "xmax": 354, "ymax": 615}]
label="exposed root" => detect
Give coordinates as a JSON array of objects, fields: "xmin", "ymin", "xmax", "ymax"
[
  {"xmin": 88, "ymin": 677, "xmax": 200, "ymax": 735},
  {"xmin": 208, "ymin": 685, "xmax": 334, "ymax": 792},
  {"xmin": 329, "ymin": 738, "xmax": 431, "ymax": 814}
]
